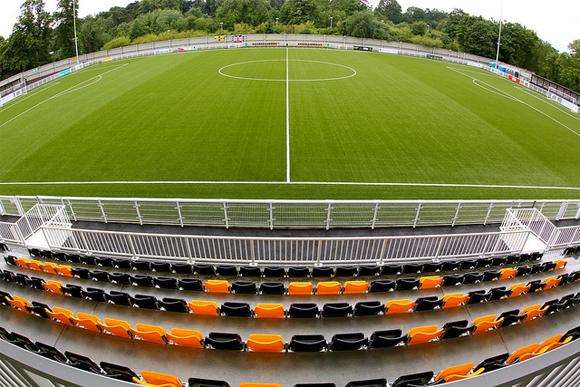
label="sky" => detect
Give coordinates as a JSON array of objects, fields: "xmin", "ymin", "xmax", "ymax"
[{"xmin": 0, "ymin": 0, "xmax": 578, "ymax": 51}]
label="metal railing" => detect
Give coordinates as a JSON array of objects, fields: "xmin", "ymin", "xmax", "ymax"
[{"xmin": 1, "ymin": 196, "xmax": 579, "ymax": 230}]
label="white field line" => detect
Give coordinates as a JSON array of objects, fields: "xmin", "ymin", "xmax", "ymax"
[
  {"xmin": 285, "ymin": 47, "xmax": 291, "ymax": 183},
  {"xmin": 0, "ymin": 64, "xmax": 129, "ymax": 130},
  {"xmin": 0, "ymin": 81, "xmax": 61, "ymax": 113},
  {"xmin": 447, "ymin": 67, "xmax": 580, "ymax": 137},
  {"xmin": 513, "ymin": 86, "xmax": 579, "ymax": 120},
  {"xmin": 0, "ymin": 180, "xmax": 579, "ymax": 191}
]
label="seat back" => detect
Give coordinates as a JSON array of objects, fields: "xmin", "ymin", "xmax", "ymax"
[
  {"xmin": 134, "ymin": 323, "xmax": 167, "ymax": 345},
  {"xmin": 419, "ymin": 276, "xmax": 443, "ymax": 289},
  {"xmin": 316, "ymin": 281, "xmax": 342, "ymax": 296},
  {"xmin": 102, "ymin": 318, "xmax": 133, "ymax": 338},
  {"xmin": 499, "ymin": 267, "xmax": 517, "ymax": 280},
  {"xmin": 139, "ymin": 370, "xmax": 183, "ymax": 387},
  {"xmin": 43, "ymin": 280, "xmax": 63, "ymax": 295},
  {"xmin": 73, "ymin": 313, "xmax": 102, "ymax": 332},
  {"xmin": 188, "ymin": 300, "xmax": 219, "ymax": 316},
  {"xmin": 343, "ymin": 280, "xmax": 368, "ymax": 294},
  {"xmin": 543, "ymin": 276, "xmax": 560, "ymax": 290},
  {"xmin": 254, "ymin": 304, "xmax": 285, "ymax": 319},
  {"xmin": 56, "ymin": 265, "xmax": 73, "ymax": 277},
  {"xmin": 472, "ymin": 314, "xmax": 501, "ymax": 334},
  {"xmin": 246, "ymin": 334, "xmax": 285, "ymax": 352},
  {"xmin": 442, "ymin": 293, "xmax": 469, "ymax": 309},
  {"xmin": 167, "ymin": 328, "xmax": 203, "ymax": 348},
  {"xmin": 506, "ymin": 344, "xmax": 541, "ymax": 364},
  {"xmin": 204, "ymin": 280, "xmax": 230, "ymax": 294},
  {"xmin": 288, "ymin": 282, "xmax": 313, "ymax": 296},
  {"xmin": 509, "ymin": 283, "xmax": 529, "ymax": 298},
  {"xmin": 407, "ymin": 325, "xmax": 443, "ymax": 345},
  {"xmin": 9, "ymin": 295, "xmax": 31, "ymax": 312},
  {"xmin": 49, "ymin": 307, "xmax": 75, "ymax": 326},
  {"xmin": 522, "ymin": 304, "xmax": 544, "ymax": 321},
  {"xmin": 434, "ymin": 362, "xmax": 474, "ymax": 383},
  {"xmin": 385, "ymin": 299, "xmax": 415, "ymax": 315}
]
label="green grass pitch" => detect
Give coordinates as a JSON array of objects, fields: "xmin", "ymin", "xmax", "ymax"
[{"xmin": 0, "ymin": 47, "xmax": 578, "ymax": 200}]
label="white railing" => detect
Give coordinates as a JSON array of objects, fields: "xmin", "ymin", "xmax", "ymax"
[
  {"xmin": 547, "ymin": 225, "xmax": 580, "ymax": 249},
  {"xmin": 506, "ymin": 208, "xmax": 558, "ymax": 243},
  {"xmin": 40, "ymin": 225, "xmax": 531, "ymax": 265},
  {"xmin": 1, "ymin": 196, "xmax": 578, "ymax": 230},
  {"xmin": 0, "ymin": 221, "xmax": 22, "ymax": 244}
]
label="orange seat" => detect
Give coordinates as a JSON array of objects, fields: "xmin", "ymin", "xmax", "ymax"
[
  {"xmin": 472, "ymin": 314, "xmax": 502, "ymax": 335},
  {"xmin": 442, "ymin": 293, "xmax": 469, "ymax": 309},
  {"xmin": 385, "ymin": 299, "xmax": 415, "ymax": 314},
  {"xmin": 43, "ymin": 280, "xmax": 63, "ymax": 295},
  {"xmin": 434, "ymin": 362, "xmax": 474, "ymax": 383},
  {"xmin": 288, "ymin": 282, "xmax": 313, "ymax": 296},
  {"xmin": 102, "ymin": 318, "xmax": 133, "ymax": 339},
  {"xmin": 9, "ymin": 295, "xmax": 31, "ymax": 312},
  {"xmin": 41, "ymin": 262, "xmax": 59, "ymax": 275},
  {"xmin": 55, "ymin": 265, "xmax": 73, "ymax": 277},
  {"xmin": 27, "ymin": 260, "xmax": 42, "ymax": 271},
  {"xmin": 316, "ymin": 281, "xmax": 342, "ymax": 296},
  {"xmin": 240, "ymin": 384, "xmax": 283, "ymax": 387},
  {"xmin": 509, "ymin": 283, "xmax": 529, "ymax": 298},
  {"xmin": 49, "ymin": 307, "xmax": 75, "ymax": 326},
  {"xmin": 553, "ymin": 259, "xmax": 567, "ymax": 270},
  {"xmin": 537, "ymin": 335, "xmax": 563, "ymax": 354},
  {"xmin": 254, "ymin": 304, "xmax": 285, "ymax": 319},
  {"xmin": 522, "ymin": 304, "xmax": 544, "ymax": 321},
  {"xmin": 204, "ymin": 280, "xmax": 230, "ymax": 294},
  {"xmin": 188, "ymin": 300, "xmax": 219, "ymax": 316},
  {"xmin": 343, "ymin": 280, "xmax": 368, "ymax": 294},
  {"xmin": 137, "ymin": 370, "xmax": 183, "ymax": 387},
  {"xmin": 543, "ymin": 276, "xmax": 560, "ymax": 290},
  {"xmin": 134, "ymin": 323, "xmax": 167, "ymax": 345},
  {"xmin": 407, "ymin": 325, "xmax": 443, "ymax": 345},
  {"xmin": 500, "ymin": 267, "xmax": 517, "ymax": 281},
  {"xmin": 246, "ymin": 334, "xmax": 285, "ymax": 352},
  {"xmin": 420, "ymin": 276, "xmax": 443, "ymax": 289},
  {"xmin": 73, "ymin": 313, "xmax": 102, "ymax": 333},
  {"xmin": 15, "ymin": 257, "xmax": 30, "ymax": 268},
  {"xmin": 166, "ymin": 328, "xmax": 203, "ymax": 348},
  {"xmin": 506, "ymin": 344, "xmax": 541, "ymax": 364}
]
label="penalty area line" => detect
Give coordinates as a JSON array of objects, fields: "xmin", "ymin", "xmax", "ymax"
[{"xmin": 0, "ymin": 180, "xmax": 579, "ymax": 191}]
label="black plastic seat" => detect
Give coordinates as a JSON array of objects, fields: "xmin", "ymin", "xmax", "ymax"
[
  {"xmin": 171, "ymin": 263, "xmax": 193, "ymax": 275},
  {"xmin": 205, "ymin": 332, "xmax": 243, "ymax": 350},
  {"xmin": 354, "ymin": 301, "xmax": 384, "ymax": 316},
  {"xmin": 391, "ymin": 372, "xmax": 434, "ymax": 387},
  {"xmin": 194, "ymin": 264, "xmax": 216, "ymax": 276},
  {"xmin": 529, "ymin": 264, "xmax": 543, "ymax": 275},
  {"xmin": 90, "ymin": 270, "xmax": 110, "ymax": 282},
  {"xmin": 39, "ymin": 250, "xmax": 52, "ymax": 260},
  {"xmin": 35, "ymin": 342, "xmax": 67, "ymax": 363},
  {"xmin": 381, "ymin": 265, "xmax": 401, "ymax": 275},
  {"xmin": 506, "ymin": 255, "xmax": 519, "ymax": 265},
  {"xmin": 312, "ymin": 267, "xmax": 334, "ymax": 278},
  {"xmin": 220, "ymin": 302, "xmax": 252, "ymax": 317},
  {"xmin": 159, "ymin": 297, "xmax": 188, "ymax": 313},
  {"xmin": 527, "ymin": 280, "xmax": 545, "ymax": 293},
  {"xmin": 288, "ymin": 267, "xmax": 310, "ymax": 278},
  {"xmin": 402, "ymin": 264, "xmax": 422, "ymax": 275},
  {"xmin": 27, "ymin": 276, "xmax": 45, "ymax": 291},
  {"xmin": 72, "ymin": 267, "xmax": 91, "ymax": 279},
  {"xmin": 65, "ymin": 351, "xmax": 101, "ymax": 374},
  {"xmin": 289, "ymin": 334, "xmax": 327, "ymax": 352},
  {"xmin": 459, "ymin": 260, "xmax": 477, "ymax": 270},
  {"xmin": 178, "ymin": 278, "xmax": 204, "ymax": 291},
  {"xmin": 561, "ymin": 326, "xmax": 580, "ymax": 342},
  {"xmin": 396, "ymin": 278, "xmax": 419, "ymax": 290},
  {"xmin": 155, "ymin": 276, "xmax": 178, "ymax": 289},
  {"xmin": 101, "ymin": 361, "xmax": 139, "ymax": 382},
  {"xmin": 289, "ymin": 303, "xmax": 319, "ymax": 318},
  {"xmin": 441, "ymin": 261, "xmax": 460, "ymax": 272},
  {"xmin": 322, "ymin": 303, "xmax": 353, "ymax": 317},
  {"xmin": 489, "ymin": 286, "xmax": 510, "ymax": 301},
  {"xmin": 30, "ymin": 301, "xmax": 51, "ymax": 319},
  {"xmin": 467, "ymin": 290, "xmax": 489, "ymax": 304},
  {"xmin": 442, "ymin": 320, "xmax": 472, "ymax": 339},
  {"xmin": 239, "ymin": 266, "xmax": 262, "ymax": 277},
  {"xmin": 4, "ymin": 255, "xmax": 17, "ymax": 266},
  {"xmin": 216, "ymin": 265, "xmax": 238, "ymax": 277},
  {"xmin": 474, "ymin": 353, "xmax": 509, "ymax": 372},
  {"xmin": 231, "ymin": 281, "xmax": 257, "ymax": 294},
  {"xmin": 95, "ymin": 257, "xmax": 113, "ymax": 267},
  {"xmin": 151, "ymin": 262, "xmax": 171, "ymax": 273},
  {"xmin": 476, "ymin": 258, "xmax": 493, "ymax": 269},
  {"xmin": 557, "ymin": 273, "xmax": 573, "ymax": 286},
  {"xmin": 28, "ymin": 248, "xmax": 40, "ymax": 257},
  {"xmin": 189, "ymin": 378, "xmax": 231, "ymax": 387},
  {"xmin": 541, "ymin": 299, "xmax": 561, "ymax": 315},
  {"xmin": 82, "ymin": 288, "xmax": 107, "ymax": 302},
  {"xmin": 336, "ymin": 266, "xmax": 358, "ymax": 277},
  {"xmin": 263, "ymin": 266, "xmax": 285, "ymax": 278},
  {"xmin": 80, "ymin": 256, "xmax": 97, "ymax": 266},
  {"xmin": 422, "ymin": 262, "xmax": 442, "ymax": 273},
  {"xmin": 358, "ymin": 265, "xmax": 380, "ymax": 276},
  {"xmin": 131, "ymin": 260, "xmax": 151, "ymax": 271},
  {"xmin": 463, "ymin": 272, "xmax": 483, "ymax": 284},
  {"xmin": 132, "ymin": 294, "xmax": 159, "ymax": 310},
  {"xmin": 346, "ymin": 379, "xmax": 387, "ymax": 387},
  {"xmin": 1, "ymin": 270, "xmax": 15, "ymax": 282},
  {"xmin": 14, "ymin": 273, "xmax": 29, "ymax": 287},
  {"xmin": 112, "ymin": 258, "xmax": 131, "ymax": 269},
  {"xmin": 516, "ymin": 266, "xmax": 531, "ymax": 277},
  {"xmin": 109, "ymin": 272, "xmax": 131, "ymax": 285},
  {"xmin": 442, "ymin": 274, "xmax": 464, "ymax": 286},
  {"xmin": 491, "ymin": 257, "xmax": 507, "ymax": 267},
  {"xmin": 369, "ymin": 280, "xmax": 396, "ymax": 292},
  {"xmin": 62, "ymin": 284, "xmax": 83, "ymax": 298},
  {"xmin": 542, "ymin": 261, "xmax": 557, "ymax": 272},
  {"xmin": 7, "ymin": 332, "xmax": 36, "ymax": 350},
  {"xmin": 369, "ymin": 329, "xmax": 406, "ymax": 348},
  {"xmin": 329, "ymin": 333, "xmax": 367, "ymax": 351},
  {"xmin": 260, "ymin": 282, "xmax": 285, "ymax": 295},
  {"xmin": 483, "ymin": 270, "xmax": 500, "ymax": 282},
  {"xmin": 498, "ymin": 310, "xmax": 524, "ymax": 327},
  {"xmin": 414, "ymin": 296, "xmax": 441, "ymax": 311},
  {"xmin": 130, "ymin": 274, "xmax": 154, "ymax": 287},
  {"xmin": 106, "ymin": 291, "xmax": 133, "ymax": 306},
  {"xmin": 65, "ymin": 254, "xmax": 81, "ymax": 264}
]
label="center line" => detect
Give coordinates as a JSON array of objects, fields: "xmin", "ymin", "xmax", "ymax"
[{"xmin": 285, "ymin": 47, "xmax": 291, "ymax": 183}]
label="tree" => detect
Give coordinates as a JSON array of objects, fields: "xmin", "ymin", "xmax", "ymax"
[
  {"xmin": 53, "ymin": 0, "xmax": 78, "ymax": 59},
  {"xmin": 341, "ymin": 11, "xmax": 388, "ymax": 39},
  {"xmin": 139, "ymin": 0, "xmax": 181, "ymax": 14},
  {"xmin": 569, "ymin": 39, "xmax": 580, "ymax": 58},
  {"xmin": 78, "ymin": 16, "xmax": 113, "ymax": 53},
  {"xmin": 404, "ymin": 6, "xmax": 426, "ymax": 22},
  {"xmin": 374, "ymin": 0, "xmax": 402, "ymax": 24},
  {"xmin": 216, "ymin": 0, "xmax": 271, "ymax": 28},
  {"xmin": 280, "ymin": 0, "xmax": 321, "ymax": 26},
  {"xmin": 410, "ymin": 21, "xmax": 427, "ymax": 35}
]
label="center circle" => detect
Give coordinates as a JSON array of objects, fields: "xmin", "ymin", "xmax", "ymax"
[{"xmin": 218, "ymin": 59, "xmax": 357, "ymax": 82}]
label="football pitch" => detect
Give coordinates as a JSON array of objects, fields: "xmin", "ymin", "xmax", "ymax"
[{"xmin": 0, "ymin": 47, "xmax": 578, "ymax": 200}]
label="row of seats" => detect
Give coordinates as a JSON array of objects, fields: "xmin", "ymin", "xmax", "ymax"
[
  {"xmin": 2, "ymin": 267, "xmax": 577, "ymax": 318},
  {"xmin": 3, "ymin": 323, "xmax": 577, "ymax": 387},
  {"xmin": 564, "ymin": 246, "xmax": 580, "ymax": 256},
  {"xmin": 7, "ymin": 256, "xmax": 568, "ymax": 296},
  {"xmin": 1, "ymin": 288, "xmax": 577, "ymax": 352},
  {"xmin": 27, "ymin": 249, "xmax": 543, "ymax": 278}
]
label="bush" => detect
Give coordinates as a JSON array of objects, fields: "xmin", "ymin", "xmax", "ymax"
[{"xmin": 103, "ymin": 36, "xmax": 131, "ymax": 50}]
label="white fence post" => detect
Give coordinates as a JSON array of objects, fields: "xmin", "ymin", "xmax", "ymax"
[
  {"xmin": 371, "ymin": 203, "xmax": 380, "ymax": 229},
  {"xmin": 325, "ymin": 203, "xmax": 332, "ymax": 230},
  {"xmin": 97, "ymin": 200, "xmax": 107, "ymax": 223},
  {"xmin": 268, "ymin": 202, "xmax": 274, "ymax": 230},
  {"xmin": 223, "ymin": 202, "xmax": 229, "ymax": 229},
  {"xmin": 413, "ymin": 203, "xmax": 422, "ymax": 228},
  {"xmin": 484, "ymin": 203, "xmax": 494, "ymax": 225},
  {"xmin": 176, "ymin": 201, "xmax": 184, "ymax": 227},
  {"xmin": 452, "ymin": 203, "xmax": 462, "ymax": 227},
  {"xmin": 0, "ymin": 200, "xmax": 4, "ymax": 216},
  {"xmin": 134, "ymin": 201, "xmax": 143, "ymax": 225}
]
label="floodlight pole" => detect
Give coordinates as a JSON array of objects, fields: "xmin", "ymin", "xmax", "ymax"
[
  {"xmin": 72, "ymin": 0, "xmax": 80, "ymax": 65},
  {"xmin": 495, "ymin": 0, "xmax": 503, "ymax": 68}
]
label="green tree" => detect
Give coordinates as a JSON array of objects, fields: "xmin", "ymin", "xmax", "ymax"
[
  {"xmin": 139, "ymin": 0, "xmax": 181, "ymax": 14},
  {"xmin": 410, "ymin": 21, "xmax": 427, "ymax": 35},
  {"xmin": 129, "ymin": 9, "xmax": 187, "ymax": 39},
  {"xmin": 341, "ymin": 11, "xmax": 388, "ymax": 39},
  {"xmin": 404, "ymin": 6, "xmax": 426, "ymax": 22},
  {"xmin": 280, "ymin": 0, "xmax": 321, "ymax": 26},
  {"xmin": 79, "ymin": 16, "xmax": 113, "ymax": 53},
  {"xmin": 53, "ymin": 0, "xmax": 78, "ymax": 59},
  {"xmin": 216, "ymin": 0, "xmax": 271, "ymax": 28},
  {"xmin": 569, "ymin": 39, "xmax": 580, "ymax": 58},
  {"xmin": 374, "ymin": 0, "xmax": 402, "ymax": 24}
]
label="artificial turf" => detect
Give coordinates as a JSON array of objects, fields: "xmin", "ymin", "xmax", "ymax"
[{"xmin": 0, "ymin": 47, "xmax": 578, "ymax": 200}]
